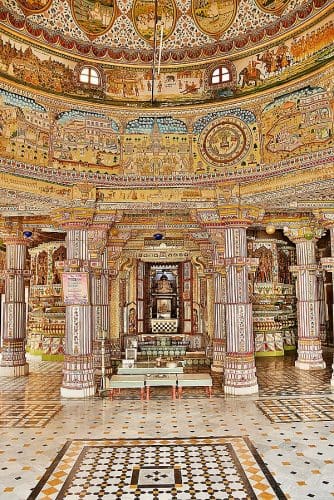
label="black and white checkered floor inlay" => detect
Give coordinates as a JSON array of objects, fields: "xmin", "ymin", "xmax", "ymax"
[{"xmin": 30, "ymin": 437, "xmax": 286, "ymax": 499}]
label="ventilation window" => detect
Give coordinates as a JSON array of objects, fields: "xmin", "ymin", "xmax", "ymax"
[
  {"xmin": 79, "ymin": 67, "xmax": 100, "ymax": 86},
  {"xmin": 211, "ymin": 66, "xmax": 231, "ymax": 85}
]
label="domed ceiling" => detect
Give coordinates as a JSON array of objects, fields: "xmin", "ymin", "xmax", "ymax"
[
  {"xmin": 0, "ymin": 0, "xmax": 332, "ymax": 226},
  {"xmin": 0, "ymin": 0, "xmax": 332, "ymax": 105}
]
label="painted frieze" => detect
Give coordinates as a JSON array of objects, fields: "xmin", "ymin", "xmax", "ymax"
[{"xmin": 261, "ymin": 86, "xmax": 333, "ymax": 163}]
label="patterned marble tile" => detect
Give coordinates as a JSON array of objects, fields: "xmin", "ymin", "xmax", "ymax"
[
  {"xmin": 29, "ymin": 437, "xmax": 286, "ymax": 499},
  {"xmin": 256, "ymin": 397, "xmax": 334, "ymax": 423},
  {"xmin": 0, "ymin": 403, "xmax": 62, "ymax": 428},
  {"xmin": 256, "ymin": 353, "xmax": 333, "ymax": 397}
]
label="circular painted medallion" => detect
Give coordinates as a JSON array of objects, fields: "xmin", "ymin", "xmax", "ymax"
[
  {"xmin": 17, "ymin": 0, "xmax": 52, "ymax": 16},
  {"xmin": 71, "ymin": 0, "xmax": 116, "ymax": 40},
  {"xmin": 255, "ymin": 0, "xmax": 289, "ymax": 15},
  {"xmin": 192, "ymin": 0, "xmax": 237, "ymax": 38},
  {"xmin": 132, "ymin": 0, "xmax": 177, "ymax": 44},
  {"xmin": 199, "ymin": 117, "xmax": 252, "ymax": 166}
]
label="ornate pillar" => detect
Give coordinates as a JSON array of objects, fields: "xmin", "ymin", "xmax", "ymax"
[
  {"xmin": 211, "ymin": 269, "xmax": 226, "ymax": 372},
  {"xmin": 316, "ymin": 210, "xmax": 334, "ymax": 385},
  {"xmin": 54, "ymin": 209, "xmax": 95, "ymax": 398},
  {"xmin": 0, "ymin": 229, "xmax": 30, "ymax": 377},
  {"xmin": 89, "ymin": 226, "xmax": 112, "ymax": 378},
  {"xmin": 285, "ymin": 225, "xmax": 326, "ymax": 370},
  {"xmin": 107, "ymin": 231, "xmax": 129, "ymax": 355},
  {"xmin": 201, "ymin": 205, "xmax": 262, "ymax": 395},
  {"xmin": 220, "ymin": 225, "xmax": 259, "ymax": 394}
]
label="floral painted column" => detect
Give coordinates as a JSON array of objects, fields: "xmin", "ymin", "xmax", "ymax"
[
  {"xmin": 211, "ymin": 269, "xmax": 226, "ymax": 373},
  {"xmin": 198, "ymin": 205, "xmax": 261, "ymax": 395},
  {"xmin": 220, "ymin": 223, "xmax": 259, "ymax": 395},
  {"xmin": 316, "ymin": 210, "xmax": 334, "ymax": 385},
  {"xmin": 285, "ymin": 225, "xmax": 326, "ymax": 370},
  {"xmin": 0, "ymin": 230, "xmax": 30, "ymax": 377},
  {"xmin": 54, "ymin": 209, "xmax": 95, "ymax": 398},
  {"xmin": 89, "ymin": 226, "xmax": 113, "ymax": 379}
]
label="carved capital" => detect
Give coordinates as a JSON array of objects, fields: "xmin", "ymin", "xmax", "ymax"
[
  {"xmin": 52, "ymin": 208, "xmax": 95, "ymax": 230},
  {"xmin": 283, "ymin": 223, "xmax": 325, "ymax": 244},
  {"xmin": 313, "ymin": 209, "xmax": 334, "ymax": 229}
]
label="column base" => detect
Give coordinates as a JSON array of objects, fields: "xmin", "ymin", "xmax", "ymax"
[
  {"xmin": 0, "ymin": 363, "xmax": 29, "ymax": 377},
  {"xmin": 61, "ymin": 385, "xmax": 96, "ymax": 399},
  {"xmin": 224, "ymin": 383, "xmax": 258, "ymax": 396},
  {"xmin": 295, "ymin": 360, "xmax": 326, "ymax": 370}
]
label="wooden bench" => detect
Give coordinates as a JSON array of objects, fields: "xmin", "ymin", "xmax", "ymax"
[
  {"xmin": 176, "ymin": 373, "xmax": 213, "ymax": 398},
  {"xmin": 118, "ymin": 366, "xmax": 183, "ymax": 375},
  {"xmin": 106, "ymin": 375, "xmax": 146, "ymax": 400},
  {"xmin": 145, "ymin": 374, "xmax": 177, "ymax": 400}
]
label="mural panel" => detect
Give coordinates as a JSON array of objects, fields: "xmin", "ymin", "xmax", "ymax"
[
  {"xmin": 17, "ymin": 0, "xmax": 52, "ymax": 15},
  {"xmin": 71, "ymin": 0, "xmax": 116, "ymax": 39},
  {"xmin": 0, "ymin": 89, "xmax": 49, "ymax": 166},
  {"xmin": 132, "ymin": 0, "xmax": 177, "ymax": 43},
  {"xmin": 192, "ymin": 0, "xmax": 237, "ymax": 37},
  {"xmin": 255, "ymin": 0, "xmax": 289, "ymax": 15},
  {"xmin": 262, "ymin": 86, "xmax": 333, "ymax": 163},
  {"xmin": 199, "ymin": 116, "xmax": 252, "ymax": 166},
  {"xmin": 122, "ymin": 116, "xmax": 190, "ymax": 176},
  {"xmin": 105, "ymin": 66, "xmax": 205, "ymax": 102},
  {"xmin": 52, "ymin": 110, "xmax": 120, "ymax": 170}
]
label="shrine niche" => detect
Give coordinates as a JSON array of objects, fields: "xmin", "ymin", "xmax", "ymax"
[
  {"xmin": 249, "ymin": 232, "xmax": 297, "ymax": 357},
  {"xmin": 27, "ymin": 242, "xmax": 66, "ymax": 361}
]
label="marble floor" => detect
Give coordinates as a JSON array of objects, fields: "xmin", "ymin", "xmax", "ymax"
[{"xmin": 0, "ymin": 351, "xmax": 333, "ymax": 499}]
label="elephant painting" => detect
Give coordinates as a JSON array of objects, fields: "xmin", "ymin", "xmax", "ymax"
[{"xmin": 238, "ymin": 65, "xmax": 264, "ymax": 88}]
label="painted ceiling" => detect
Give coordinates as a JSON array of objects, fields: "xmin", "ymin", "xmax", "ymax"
[{"xmin": 0, "ymin": 0, "xmax": 332, "ymax": 233}]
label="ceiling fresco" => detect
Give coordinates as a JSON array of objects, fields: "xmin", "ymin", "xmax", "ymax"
[
  {"xmin": 0, "ymin": 0, "xmax": 331, "ymax": 61},
  {"xmin": 0, "ymin": 13, "xmax": 332, "ymax": 106},
  {"xmin": 0, "ymin": 0, "xmax": 332, "ymax": 225}
]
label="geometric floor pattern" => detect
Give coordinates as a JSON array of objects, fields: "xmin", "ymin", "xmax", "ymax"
[
  {"xmin": 0, "ymin": 403, "xmax": 62, "ymax": 428},
  {"xmin": 0, "ymin": 373, "xmax": 62, "ymax": 402},
  {"xmin": 257, "ymin": 366, "xmax": 332, "ymax": 398},
  {"xmin": 29, "ymin": 437, "xmax": 287, "ymax": 499},
  {"xmin": 256, "ymin": 397, "xmax": 334, "ymax": 423}
]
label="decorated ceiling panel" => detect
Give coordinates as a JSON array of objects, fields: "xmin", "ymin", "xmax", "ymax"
[
  {"xmin": 0, "ymin": 0, "xmax": 332, "ymax": 62},
  {"xmin": 0, "ymin": 65, "xmax": 332, "ymax": 182},
  {"xmin": 0, "ymin": 0, "xmax": 332, "ymax": 219},
  {"xmin": 0, "ymin": 13, "xmax": 332, "ymax": 106}
]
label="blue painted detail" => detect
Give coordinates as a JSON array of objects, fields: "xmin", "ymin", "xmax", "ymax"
[
  {"xmin": 126, "ymin": 117, "xmax": 187, "ymax": 134},
  {"xmin": 0, "ymin": 89, "xmax": 46, "ymax": 112},
  {"xmin": 193, "ymin": 108, "xmax": 256, "ymax": 134},
  {"xmin": 56, "ymin": 110, "xmax": 119, "ymax": 131}
]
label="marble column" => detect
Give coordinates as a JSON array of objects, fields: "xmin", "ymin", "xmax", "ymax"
[
  {"xmin": 91, "ymin": 249, "xmax": 112, "ymax": 378},
  {"xmin": 321, "ymin": 227, "xmax": 334, "ymax": 386},
  {"xmin": 59, "ymin": 224, "xmax": 95, "ymax": 398},
  {"xmin": 0, "ymin": 234, "xmax": 29, "ymax": 376},
  {"xmin": 211, "ymin": 270, "xmax": 226, "ymax": 372},
  {"xmin": 89, "ymin": 227, "xmax": 112, "ymax": 378},
  {"xmin": 285, "ymin": 226, "xmax": 326, "ymax": 370},
  {"xmin": 221, "ymin": 225, "xmax": 259, "ymax": 395}
]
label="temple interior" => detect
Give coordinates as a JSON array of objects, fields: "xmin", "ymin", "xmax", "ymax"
[{"xmin": 0, "ymin": 0, "xmax": 333, "ymax": 497}]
